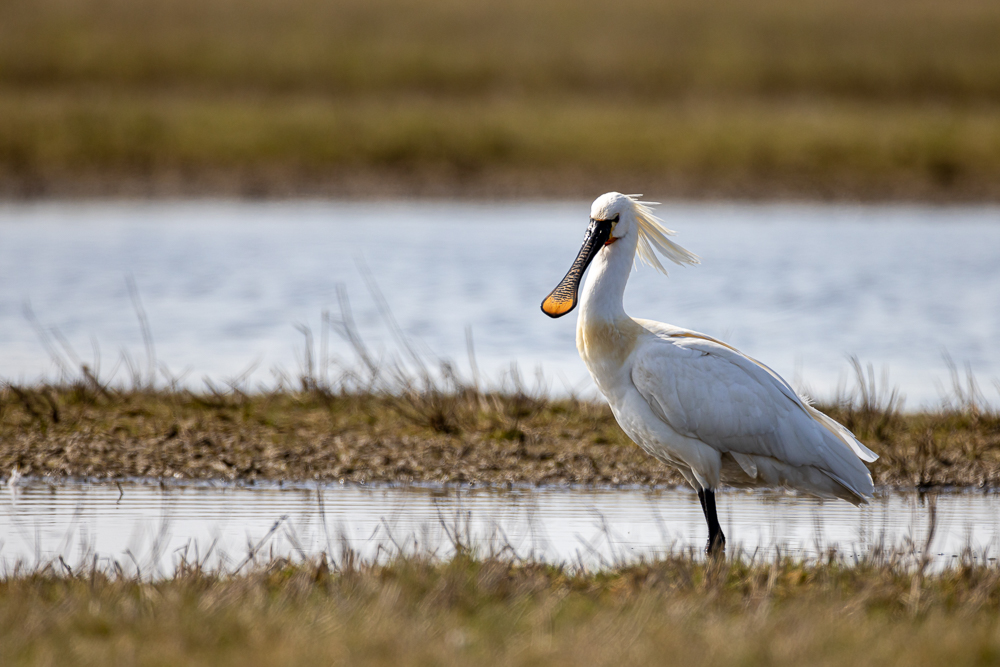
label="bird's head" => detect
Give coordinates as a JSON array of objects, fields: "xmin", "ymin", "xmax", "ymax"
[
  {"xmin": 588, "ymin": 192, "xmax": 632, "ymax": 245},
  {"xmin": 541, "ymin": 193, "xmax": 699, "ymax": 318}
]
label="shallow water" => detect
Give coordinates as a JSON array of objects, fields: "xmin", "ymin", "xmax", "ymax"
[
  {"xmin": 1, "ymin": 481, "xmax": 997, "ymax": 574},
  {"xmin": 1, "ymin": 200, "xmax": 999, "ymax": 406}
]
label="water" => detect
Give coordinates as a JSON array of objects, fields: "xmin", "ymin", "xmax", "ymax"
[
  {"xmin": 1, "ymin": 200, "xmax": 999, "ymax": 406},
  {"xmin": 1, "ymin": 481, "xmax": 997, "ymax": 574}
]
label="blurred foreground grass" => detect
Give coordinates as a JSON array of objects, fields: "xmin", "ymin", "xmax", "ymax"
[
  {"xmin": 3, "ymin": 552, "xmax": 1000, "ymax": 666},
  {"xmin": 2, "ymin": 0, "xmax": 1000, "ymax": 199}
]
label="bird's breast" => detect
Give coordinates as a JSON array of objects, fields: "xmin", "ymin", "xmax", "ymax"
[{"xmin": 576, "ymin": 318, "xmax": 642, "ymax": 373}]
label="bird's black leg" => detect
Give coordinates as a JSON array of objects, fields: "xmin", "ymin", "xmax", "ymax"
[{"xmin": 697, "ymin": 488, "xmax": 726, "ymax": 556}]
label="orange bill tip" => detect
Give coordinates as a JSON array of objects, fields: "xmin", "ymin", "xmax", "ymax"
[{"xmin": 541, "ymin": 294, "xmax": 575, "ymax": 317}]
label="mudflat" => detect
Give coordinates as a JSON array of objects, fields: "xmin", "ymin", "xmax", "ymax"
[{"xmin": 3, "ymin": 385, "xmax": 998, "ymax": 489}]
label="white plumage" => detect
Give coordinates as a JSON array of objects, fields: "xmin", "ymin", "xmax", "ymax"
[{"xmin": 542, "ymin": 192, "xmax": 877, "ymax": 552}]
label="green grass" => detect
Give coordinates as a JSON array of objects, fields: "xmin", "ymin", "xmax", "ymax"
[
  {"xmin": 2, "ymin": 0, "xmax": 1000, "ymax": 198},
  {"xmin": 3, "ymin": 552, "xmax": 1000, "ymax": 666}
]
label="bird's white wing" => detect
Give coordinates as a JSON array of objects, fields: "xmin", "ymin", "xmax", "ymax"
[{"xmin": 629, "ymin": 324, "xmax": 875, "ymax": 476}]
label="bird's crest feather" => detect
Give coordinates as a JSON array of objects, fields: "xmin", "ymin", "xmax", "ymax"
[{"xmin": 627, "ymin": 195, "xmax": 700, "ymax": 274}]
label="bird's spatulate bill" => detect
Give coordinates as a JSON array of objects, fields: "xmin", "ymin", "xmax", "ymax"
[{"xmin": 541, "ymin": 219, "xmax": 612, "ymax": 318}]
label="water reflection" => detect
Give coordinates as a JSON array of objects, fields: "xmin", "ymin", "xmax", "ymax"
[{"xmin": 2, "ymin": 480, "xmax": 998, "ymax": 574}]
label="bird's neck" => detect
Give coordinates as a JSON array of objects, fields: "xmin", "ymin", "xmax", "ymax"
[
  {"xmin": 576, "ymin": 234, "xmax": 641, "ymax": 379},
  {"xmin": 579, "ymin": 233, "xmax": 636, "ymax": 325}
]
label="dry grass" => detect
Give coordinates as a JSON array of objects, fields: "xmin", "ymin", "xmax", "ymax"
[
  {"xmin": 2, "ymin": 549, "xmax": 1000, "ymax": 666},
  {"xmin": 2, "ymin": 0, "xmax": 1000, "ymax": 199},
  {"xmin": 2, "ymin": 368, "xmax": 999, "ymax": 488},
  {"xmin": 3, "ymin": 302, "xmax": 998, "ymax": 488},
  {"xmin": 0, "ymin": 381, "xmax": 660, "ymax": 485},
  {"xmin": 815, "ymin": 359, "xmax": 1000, "ymax": 489}
]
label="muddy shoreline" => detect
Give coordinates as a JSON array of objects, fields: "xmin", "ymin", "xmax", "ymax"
[{"xmin": 3, "ymin": 388, "xmax": 999, "ymax": 490}]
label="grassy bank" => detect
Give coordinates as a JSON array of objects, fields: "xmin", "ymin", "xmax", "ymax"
[
  {"xmin": 3, "ymin": 552, "xmax": 1000, "ymax": 666},
  {"xmin": 2, "ymin": 0, "xmax": 1000, "ymax": 200},
  {"xmin": 2, "ymin": 381, "xmax": 998, "ymax": 488}
]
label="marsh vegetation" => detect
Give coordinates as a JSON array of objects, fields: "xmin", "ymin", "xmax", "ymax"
[
  {"xmin": 2, "ymin": 0, "xmax": 1000, "ymax": 199},
  {"xmin": 2, "ymin": 355, "xmax": 999, "ymax": 488},
  {"xmin": 3, "ymin": 547, "xmax": 1000, "ymax": 666}
]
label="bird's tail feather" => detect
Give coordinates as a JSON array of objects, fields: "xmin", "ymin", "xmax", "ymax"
[
  {"xmin": 808, "ymin": 405, "xmax": 879, "ymax": 462},
  {"xmin": 820, "ymin": 469, "xmax": 872, "ymax": 506}
]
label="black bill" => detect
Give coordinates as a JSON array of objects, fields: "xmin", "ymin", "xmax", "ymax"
[{"xmin": 540, "ymin": 218, "xmax": 613, "ymax": 318}]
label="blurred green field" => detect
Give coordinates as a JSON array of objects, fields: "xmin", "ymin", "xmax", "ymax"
[{"xmin": 2, "ymin": 0, "xmax": 1000, "ymax": 198}]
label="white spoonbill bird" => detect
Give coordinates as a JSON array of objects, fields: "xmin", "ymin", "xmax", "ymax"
[{"xmin": 541, "ymin": 193, "xmax": 877, "ymax": 554}]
